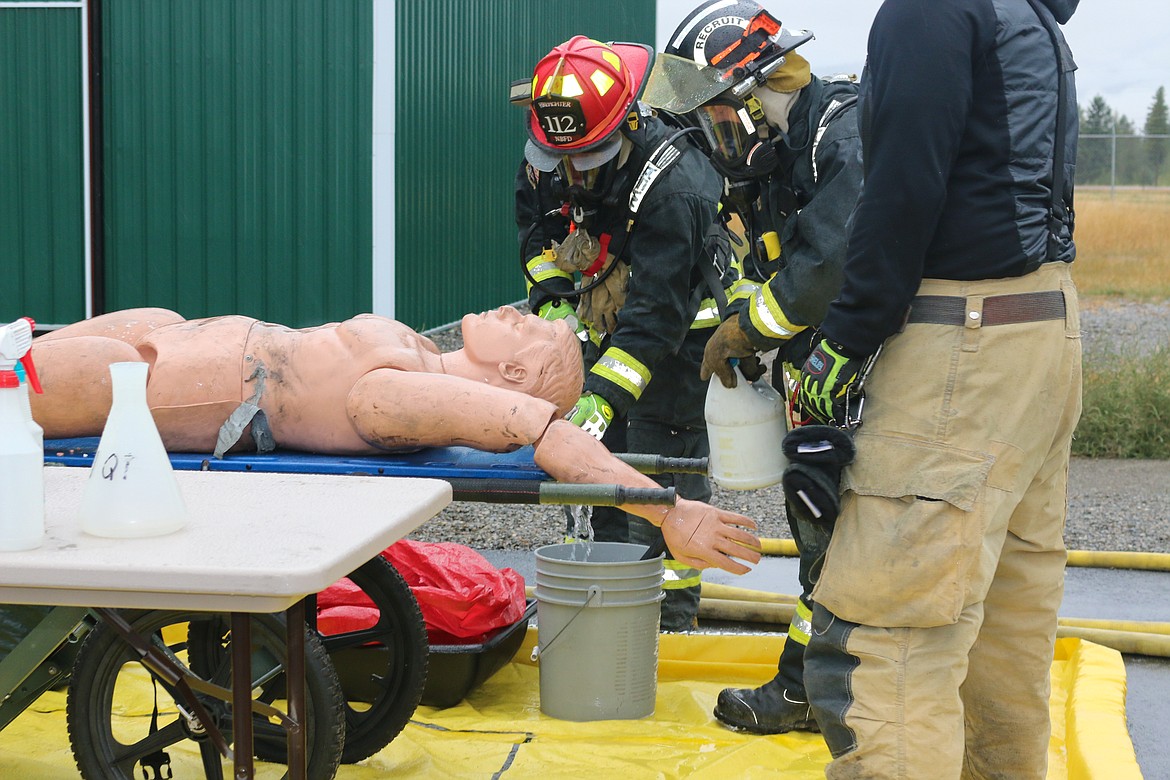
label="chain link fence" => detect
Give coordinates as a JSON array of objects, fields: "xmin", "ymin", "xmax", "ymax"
[{"xmin": 1079, "ymin": 132, "xmax": 1170, "ymax": 189}]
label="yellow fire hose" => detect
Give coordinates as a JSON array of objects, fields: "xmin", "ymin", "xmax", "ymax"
[
  {"xmin": 523, "ymin": 540, "xmax": 1170, "ymax": 656},
  {"xmin": 761, "ymin": 537, "xmax": 1170, "ymax": 572}
]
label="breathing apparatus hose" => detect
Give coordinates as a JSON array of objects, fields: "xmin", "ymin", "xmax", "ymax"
[{"xmin": 519, "ymin": 209, "xmax": 624, "ymax": 301}]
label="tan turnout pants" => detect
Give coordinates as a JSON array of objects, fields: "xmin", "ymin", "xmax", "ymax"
[{"xmin": 805, "ymin": 262, "xmax": 1083, "ymax": 779}]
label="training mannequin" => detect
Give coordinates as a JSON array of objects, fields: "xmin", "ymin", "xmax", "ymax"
[{"xmin": 31, "ymin": 307, "xmax": 761, "ymax": 575}]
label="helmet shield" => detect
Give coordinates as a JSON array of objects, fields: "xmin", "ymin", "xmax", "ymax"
[{"xmin": 641, "ymin": 53, "xmax": 730, "ymax": 114}]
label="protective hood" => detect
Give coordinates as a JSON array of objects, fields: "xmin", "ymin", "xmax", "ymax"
[{"xmin": 1039, "ymin": 0, "xmax": 1079, "ymax": 24}]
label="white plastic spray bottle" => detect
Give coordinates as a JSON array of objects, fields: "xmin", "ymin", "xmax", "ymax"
[{"xmin": 0, "ymin": 317, "xmax": 45, "ymax": 551}]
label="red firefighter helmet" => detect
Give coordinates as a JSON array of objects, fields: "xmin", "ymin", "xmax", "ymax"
[{"xmin": 525, "ymin": 36, "xmax": 654, "ymax": 172}]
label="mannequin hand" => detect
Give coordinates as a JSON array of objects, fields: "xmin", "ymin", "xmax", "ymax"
[
  {"xmin": 700, "ymin": 317, "xmax": 758, "ymax": 388},
  {"xmin": 660, "ymin": 498, "xmax": 761, "ymax": 575},
  {"xmin": 798, "ymin": 339, "xmax": 866, "ymax": 425},
  {"xmin": 537, "ymin": 300, "xmax": 584, "ymax": 336},
  {"xmin": 566, "ymin": 392, "xmax": 614, "ymax": 440}
]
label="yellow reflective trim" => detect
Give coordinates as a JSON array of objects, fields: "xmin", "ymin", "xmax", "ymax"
[
  {"xmin": 526, "ymin": 259, "xmax": 571, "ymax": 283},
  {"xmin": 690, "ymin": 300, "xmax": 721, "ymax": 329},
  {"xmin": 663, "ymin": 560, "xmax": 702, "ymax": 589},
  {"xmin": 591, "ymin": 70, "xmax": 615, "ymax": 96},
  {"xmin": 728, "ymin": 279, "xmax": 760, "ymax": 305},
  {"xmin": 563, "ymin": 73, "xmax": 584, "ymax": 97},
  {"xmin": 749, "ymin": 284, "xmax": 806, "ymax": 340},
  {"xmin": 601, "ymin": 49, "xmax": 621, "ymax": 71},
  {"xmin": 787, "ymin": 600, "xmax": 813, "ymax": 645},
  {"xmin": 591, "ymin": 347, "xmax": 650, "ymax": 399}
]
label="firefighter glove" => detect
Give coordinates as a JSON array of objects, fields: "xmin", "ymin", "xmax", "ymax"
[
  {"xmin": 577, "ymin": 258, "xmax": 628, "ymax": 335},
  {"xmin": 701, "ymin": 316, "xmax": 758, "ymax": 388},
  {"xmin": 537, "ymin": 300, "xmax": 584, "ymax": 337},
  {"xmin": 566, "ymin": 392, "xmax": 614, "ymax": 440},
  {"xmin": 798, "ymin": 339, "xmax": 865, "ymax": 426}
]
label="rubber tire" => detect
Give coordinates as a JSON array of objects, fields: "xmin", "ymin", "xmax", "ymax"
[
  {"xmin": 315, "ymin": 555, "xmax": 429, "ymax": 764},
  {"xmin": 66, "ymin": 609, "xmax": 344, "ymax": 780}
]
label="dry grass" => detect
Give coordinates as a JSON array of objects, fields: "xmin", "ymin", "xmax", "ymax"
[{"xmin": 1072, "ymin": 187, "xmax": 1170, "ymax": 300}]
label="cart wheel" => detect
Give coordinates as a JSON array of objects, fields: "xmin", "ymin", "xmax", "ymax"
[
  {"xmin": 315, "ymin": 555, "xmax": 429, "ymax": 764},
  {"xmin": 66, "ymin": 609, "xmax": 344, "ymax": 780}
]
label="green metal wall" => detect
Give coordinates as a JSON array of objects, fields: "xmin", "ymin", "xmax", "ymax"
[
  {"xmin": 394, "ymin": 1, "xmax": 656, "ymax": 329},
  {"xmin": 0, "ymin": 4, "xmax": 87, "ymax": 326},
  {"xmin": 102, "ymin": 0, "xmax": 373, "ymax": 327}
]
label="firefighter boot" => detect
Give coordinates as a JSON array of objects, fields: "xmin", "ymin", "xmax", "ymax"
[{"xmin": 713, "ymin": 631, "xmax": 819, "ymax": 734}]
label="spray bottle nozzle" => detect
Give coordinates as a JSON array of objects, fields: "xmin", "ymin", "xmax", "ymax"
[{"xmin": 0, "ymin": 318, "xmax": 41, "ymax": 393}]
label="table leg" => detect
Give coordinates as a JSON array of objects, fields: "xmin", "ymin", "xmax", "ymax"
[
  {"xmin": 230, "ymin": 613, "xmax": 254, "ymax": 780},
  {"xmin": 285, "ymin": 599, "xmax": 308, "ymax": 780}
]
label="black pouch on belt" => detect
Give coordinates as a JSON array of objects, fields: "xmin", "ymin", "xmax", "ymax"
[{"xmin": 782, "ymin": 425, "xmax": 856, "ymax": 531}]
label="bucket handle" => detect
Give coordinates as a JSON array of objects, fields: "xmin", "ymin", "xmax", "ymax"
[{"xmin": 529, "ymin": 584, "xmax": 602, "ymax": 662}]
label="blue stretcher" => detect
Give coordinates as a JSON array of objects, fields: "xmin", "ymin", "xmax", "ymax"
[{"xmin": 43, "ymin": 438, "xmax": 702, "ymax": 507}]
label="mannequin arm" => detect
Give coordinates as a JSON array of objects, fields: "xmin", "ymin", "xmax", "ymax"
[
  {"xmin": 346, "ymin": 369, "xmax": 558, "ymax": 452},
  {"xmin": 533, "ymin": 419, "xmax": 761, "ymax": 574}
]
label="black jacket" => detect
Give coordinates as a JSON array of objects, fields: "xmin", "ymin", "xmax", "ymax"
[
  {"xmin": 822, "ymin": 0, "xmax": 1079, "ymax": 356},
  {"xmin": 737, "ymin": 76, "xmax": 863, "ymax": 352},
  {"xmin": 516, "ymin": 110, "xmax": 722, "ymax": 426}
]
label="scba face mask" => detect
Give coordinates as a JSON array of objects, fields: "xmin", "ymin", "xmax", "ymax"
[
  {"xmin": 694, "ymin": 99, "xmax": 779, "ymax": 185},
  {"xmin": 551, "ymin": 154, "xmax": 623, "ymax": 228}
]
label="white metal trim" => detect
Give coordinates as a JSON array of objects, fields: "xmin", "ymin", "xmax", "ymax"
[
  {"xmin": 371, "ymin": 0, "xmax": 395, "ymax": 318},
  {"xmin": 3, "ymin": 0, "xmax": 92, "ymax": 318}
]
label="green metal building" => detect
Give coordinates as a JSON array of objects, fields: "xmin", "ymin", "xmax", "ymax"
[{"xmin": 0, "ymin": 0, "xmax": 655, "ymax": 331}]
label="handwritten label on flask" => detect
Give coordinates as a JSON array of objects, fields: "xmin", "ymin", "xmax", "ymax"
[{"xmin": 81, "ymin": 362, "xmax": 187, "ymax": 537}]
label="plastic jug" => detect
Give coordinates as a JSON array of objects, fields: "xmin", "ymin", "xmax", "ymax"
[
  {"xmin": 0, "ymin": 317, "xmax": 44, "ymax": 551},
  {"xmin": 0, "ymin": 370, "xmax": 44, "ymax": 551},
  {"xmin": 704, "ymin": 367, "xmax": 788, "ymax": 490},
  {"xmin": 81, "ymin": 362, "xmax": 188, "ymax": 538}
]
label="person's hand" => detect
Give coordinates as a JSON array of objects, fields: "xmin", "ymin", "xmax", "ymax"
[
  {"xmin": 537, "ymin": 300, "xmax": 584, "ymax": 336},
  {"xmin": 566, "ymin": 392, "xmax": 614, "ymax": 440},
  {"xmin": 798, "ymin": 339, "xmax": 866, "ymax": 425},
  {"xmin": 659, "ymin": 497, "xmax": 761, "ymax": 575},
  {"xmin": 700, "ymin": 317, "xmax": 758, "ymax": 388}
]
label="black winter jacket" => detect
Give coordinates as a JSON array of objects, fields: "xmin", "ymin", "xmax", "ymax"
[{"xmin": 821, "ymin": 0, "xmax": 1079, "ymax": 356}]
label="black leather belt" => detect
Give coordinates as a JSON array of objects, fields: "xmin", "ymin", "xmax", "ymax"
[{"xmin": 907, "ymin": 290, "xmax": 1066, "ymax": 326}]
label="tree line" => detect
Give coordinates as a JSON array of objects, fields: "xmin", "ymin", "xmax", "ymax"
[{"xmin": 1079, "ymin": 86, "xmax": 1169, "ymax": 186}]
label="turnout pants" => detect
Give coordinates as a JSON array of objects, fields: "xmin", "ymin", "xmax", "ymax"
[{"xmin": 805, "ymin": 263, "xmax": 1082, "ymax": 779}]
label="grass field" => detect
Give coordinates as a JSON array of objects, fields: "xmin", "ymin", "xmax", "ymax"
[
  {"xmin": 1071, "ymin": 187, "xmax": 1170, "ymax": 300},
  {"xmin": 1071, "ymin": 187, "xmax": 1170, "ymax": 457}
]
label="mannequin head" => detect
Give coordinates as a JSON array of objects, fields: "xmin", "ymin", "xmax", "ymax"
[{"xmin": 458, "ymin": 307, "xmax": 583, "ymax": 415}]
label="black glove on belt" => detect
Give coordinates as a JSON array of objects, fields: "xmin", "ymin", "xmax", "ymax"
[{"xmin": 782, "ymin": 425, "xmax": 856, "ymax": 531}]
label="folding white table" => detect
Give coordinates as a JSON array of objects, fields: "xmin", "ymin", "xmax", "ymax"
[{"xmin": 0, "ymin": 467, "xmax": 452, "ymax": 779}]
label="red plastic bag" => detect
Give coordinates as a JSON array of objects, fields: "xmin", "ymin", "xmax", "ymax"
[{"xmin": 317, "ymin": 540, "xmax": 526, "ymax": 646}]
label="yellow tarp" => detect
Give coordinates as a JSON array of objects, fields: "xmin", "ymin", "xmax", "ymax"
[{"xmin": 0, "ymin": 632, "xmax": 1142, "ymax": 778}]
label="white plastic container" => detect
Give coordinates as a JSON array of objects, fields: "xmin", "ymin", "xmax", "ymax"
[
  {"xmin": 81, "ymin": 362, "xmax": 188, "ymax": 538},
  {"xmin": 16, "ymin": 370, "xmax": 43, "ymax": 449},
  {"xmin": 0, "ymin": 369, "xmax": 45, "ymax": 551},
  {"xmin": 704, "ymin": 367, "xmax": 788, "ymax": 490}
]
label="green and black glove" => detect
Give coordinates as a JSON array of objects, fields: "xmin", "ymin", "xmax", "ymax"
[
  {"xmin": 798, "ymin": 339, "xmax": 867, "ymax": 426},
  {"xmin": 536, "ymin": 300, "xmax": 585, "ymax": 338},
  {"xmin": 566, "ymin": 392, "xmax": 614, "ymax": 440}
]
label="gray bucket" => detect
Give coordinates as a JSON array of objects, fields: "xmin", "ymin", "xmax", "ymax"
[{"xmin": 533, "ymin": 541, "xmax": 664, "ymax": 721}]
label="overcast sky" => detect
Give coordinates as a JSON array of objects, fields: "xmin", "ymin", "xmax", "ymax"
[{"xmin": 655, "ymin": 0, "xmax": 1169, "ymax": 127}]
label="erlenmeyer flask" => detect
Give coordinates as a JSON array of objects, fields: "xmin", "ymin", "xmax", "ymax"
[{"xmin": 81, "ymin": 362, "xmax": 188, "ymax": 537}]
